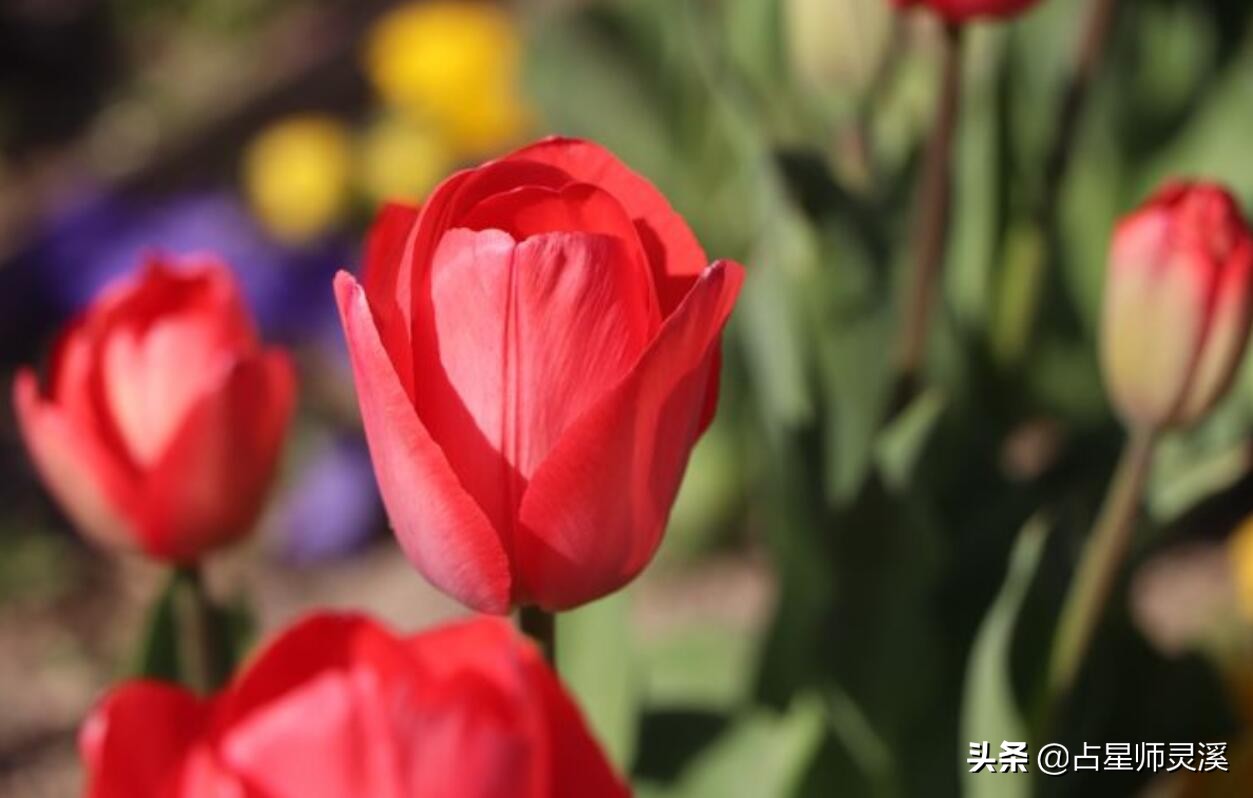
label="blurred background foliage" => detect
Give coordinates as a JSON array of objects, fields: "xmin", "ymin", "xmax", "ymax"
[{"xmin": 5, "ymin": 0, "xmax": 1253, "ymax": 796}]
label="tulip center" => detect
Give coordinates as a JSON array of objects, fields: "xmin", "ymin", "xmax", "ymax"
[
  {"xmin": 103, "ymin": 318, "xmax": 233, "ymax": 467},
  {"xmin": 414, "ymin": 227, "xmax": 657, "ymax": 542}
]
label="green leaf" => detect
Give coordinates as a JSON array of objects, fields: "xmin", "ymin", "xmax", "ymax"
[
  {"xmin": 875, "ymin": 387, "xmax": 947, "ymax": 492},
  {"xmin": 738, "ymin": 184, "xmax": 819, "ymax": 433},
  {"xmin": 820, "ymin": 686, "xmax": 899, "ymax": 797},
  {"xmin": 131, "ymin": 569, "xmax": 255, "ymax": 690},
  {"xmin": 643, "ymin": 623, "xmax": 758, "ymax": 713},
  {"xmin": 1149, "ymin": 440, "xmax": 1250, "ymax": 524},
  {"xmin": 663, "ymin": 421, "xmax": 746, "ymax": 563},
  {"xmin": 557, "ymin": 591, "xmax": 640, "ymax": 770},
  {"xmin": 649, "ymin": 696, "xmax": 827, "ymax": 798},
  {"xmin": 132, "ymin": 572, "xmax": 182, "ymax": 682},
  {"xmin": 960, "ymin": 515, "xmax": 1048, "ymax": 798}
]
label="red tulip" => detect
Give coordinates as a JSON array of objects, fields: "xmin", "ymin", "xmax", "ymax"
[
  {"xmin": 891, "ymin": 0, "xmax": 1041, "ymax": 23},
  {"xmin": 1102, "ymin": 182, "xmax": 1253, "ymax": 430},
  {"xmin": 335, "ymin": 136, "xmax": 744, "ymax": 613},
  {"xmin": 81, "ymin": 613, "xmax": 630, "ymax": 798},
  {"xmin": 14, "ymin": 257, "xmax": 295, "ymax": 562}
]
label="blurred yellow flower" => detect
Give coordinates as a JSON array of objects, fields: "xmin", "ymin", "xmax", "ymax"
[
  {"xmin": 358, "ymin": 114, "xmax": 454, "ymax": 206},
  {"xmin": 243, "ymin": 115, "xmax": 352, "ymax": 243},
  {"xmin": 364, "ymin": 1, "xmax": 529, "ymax": 156},
  {"xmin": 1229, "ymin": 516, "xmax": 1253, "ymax": 621}
]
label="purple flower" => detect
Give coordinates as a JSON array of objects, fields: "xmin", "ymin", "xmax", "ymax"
[
  {"xmin": 22, "ymin": 188, "xmax": 351, "ymax": 341},
  {"xmin": 269, "ymin": 435, "xmax": 382, "ymax": 563}
]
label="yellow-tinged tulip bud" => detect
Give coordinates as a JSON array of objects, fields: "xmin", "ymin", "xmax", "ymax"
[
  {"xmin": 1101, "ymin": 182, "xmax": 1253, "ymax": 430},
  {"xmin": 243, "ymin": 115, "xmax": 352, "ymax": 243}
]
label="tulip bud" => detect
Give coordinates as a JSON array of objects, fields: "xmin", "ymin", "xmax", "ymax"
[
  {"xmin": 1101, "ymin": 182, "xmax": 1253, "ymax": 430},
  {"xmin": 336, "ymin": 136, "xmax": 743, "ymax": 613},
  {"xmin": 80, "ymin": 613, "xmax": 630, "ymax": 798},
  {"xmin": 14, "ymin": 257, "xmax": 296, "ymax": 562},
  {"xmin": 891, "ymin": 0, "xmax": 1042, "ymax": 23}
]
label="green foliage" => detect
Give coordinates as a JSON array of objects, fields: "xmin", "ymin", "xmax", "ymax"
[
  {"xmin": 524, "ymin": 0, "xmax": 1253, "ymax": 794},
  {"xmin": 961, "ymin": 516, "xmax": 1046, "ymax": 798},
  {"xmin": 132, "ymin": 569, "xmax": 254, "ymax": 691},
  {"xmin": 558, "ymin": 592, "xmax": 641, "ymax": 769}
]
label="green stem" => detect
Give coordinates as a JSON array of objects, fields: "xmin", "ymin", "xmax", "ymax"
[
  {"xmin": 1048, "ymin": 426, "xmax": 1156, "ymax": 701},
  {"xmin": 519, "ymin": 605, "xmax": 556, "ymax": 666},
  {"xmin": 1040, "ymin": 0, "xmax": 1120, "ymax": 220},
  {"xmin": 894, "ymin": 22, "xmax": 963, "ymax": 401},
  {"xmin": 175, "ymin": 564, "xmax": 229, "ymax": 694},
  {"xmin": 1009, "ymin": 0, "xmax": 1120, "ymax": 358}
]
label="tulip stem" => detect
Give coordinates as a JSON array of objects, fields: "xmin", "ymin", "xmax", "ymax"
[
  {"xmin": 1048, "ymin": 426, "xmax": 1156, "ymax": 702},
  {"xmin": 893, "ymin": 22, "xmax": 963, "ymax": 407},
  {"xmin": 519, "ymin": 605, "xmax": 556, "ymax": 665},
  {"xmin": 1010, "ymin": 0, "xmax": 1120, "ymax": 356},
  {"xmin": 176, "ymin": 564, "xmax": 230, "ymax": 694},
  {"xmin": 1041, "ymin": 0, "xmax": 1119, "ymax": 221}
]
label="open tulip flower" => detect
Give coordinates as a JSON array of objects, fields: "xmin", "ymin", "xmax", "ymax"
[
  {"xmin": 14, "ymin": 257, "xmax": 295, "ymax": 562},
  {"xmin": 1101, "ymin": 182, "xmax": 1253, "ymax": 431},
  {"xmin": 891, "ymin": 0, "xmax": 1042, "ymax": 23},
  {"xmin": 80, "ymin": 613, "xmax": 630, "ymax": 798},
  {"xmin": 335, "ymin": 136, "xmax": 744, "ymax": 613}
]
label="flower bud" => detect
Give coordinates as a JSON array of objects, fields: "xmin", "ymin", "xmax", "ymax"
[
  {"xmin": 1101, "ymin": 182, "xmax": 1253, "ymax": 430},
  {"xmin": 80, "ymin": 613, "xmax": 630, "ymax": 798},
  {"xmin": 14, "ymin": 258, "xmax": 296, "ymax": 562},
  {"xmin": 336, "ymin": 137, "xmax": 743, "ymax": 613},
  {"xmin": 891, "ymin": 0, "xmax": 1042, "ymax": 23}
]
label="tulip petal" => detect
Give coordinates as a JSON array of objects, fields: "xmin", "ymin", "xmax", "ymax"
[
  {"xmin": 80, "ymin": 681, "xmax": 209, "ymax": 798},
  {"xmin": 362, "ymin": 202, "xmax": 422, "ymax": 399},
  {"xmin": 530, "ymin": 652, "xmax": 632, "ymax": 798},
  {"xmin": 93, "ymin": 257, "xmax": 257, "ymax": 355},
  {"xmin": 1178, "ymin": 239, "xmax": 1253, "ymax": 422},
  {"xmin": 46, "ymin": 319, "xmax": 119, "ymax": 454},
  {"xmin": 364, "ymin": 161, "xmax": 569, "ymax": 392},
  {"xmin": 1102, "ymin": 213, "xmax": 1211, "ymax": 427},
  {"xmin": 516, "ymin": 260, "xmax": 744, "ymax": 609},
  {"xmin": 139, "ymin": 349, "xmax": 295, "ymax": 561},
  {"xmin": 220, "ymin": 613, "xmax": 416, "ymax": 723},
  {"xmin": 412, "ymin": 228, "xmax": 657, "ymax": 555},
  {"xmin": 459, "ymin": 182, "xmax": 660, "ymax": 321},
  {"xmin": 102, "ymin": 313, "xmax": 237, "ymax": 467},
  {"xmin": 404, "ymin": 159, "xmax": 570, "ymax": 281},
  {"xmin": 225, "ymin": 615, "xmax": 540, "ymax": 798},
  {"xmin": 505, "ymin": 137, "xmax": 726, "ymax": 432},
  {"xmin": 404, "ymin": 618, "xmax": 626, "ymax": 798},
  {"xmin": 223, "ymin": 671, "xmax": 409, "ymax": 798},
  {"xmin": 13, "ymin": 370, "xmax": 137, "ymax": 550},
  {"xmin": 508, "ymin": 136, "xmax": 708, "ymax": 314},
  {"xmin": 404, "ymin": 681, "xmax": 541, "ymax": 798},
  {"xmin": 336, "ymin": 271, "xmax": 512, "ymax": 613}
]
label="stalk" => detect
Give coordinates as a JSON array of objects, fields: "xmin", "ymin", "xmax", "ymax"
[
  {"xmin": 1048, "ymin": 427, "xmax": 1156, "ymax": 700},
  {"xmin": 1006, "ymin": 0, "xmax": 1121, "ymax": 358},
  {"xmin": 175, "ymin": 564, "xmax": 230, "ymax": 693},
  {"xmin": 520, "ymin": 605, "xmax": 556, "ymax": 665},
  {"xmin": 894, "ymin": 22, "xmax": 963, "ymax": 402}
]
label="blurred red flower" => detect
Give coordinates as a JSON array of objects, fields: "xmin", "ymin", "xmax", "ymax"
[
  {"xmin": 1102, "ymin": 181, "xmax": 1253, "ymax": 430},
  {"xmin": 892, "ymin": 0, "xmax": 1042, "ymax": 23},
  {"xmin": 14, "ymin": 257, "xmax": 295, "ymax": 562},
  {"xmin": 80, "ymin": 613, "xmax": 630, "ymax": 798},
  {"xmin": 335, "ymin": 136, "xmax": 744, "ymax": 613}
]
